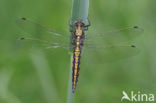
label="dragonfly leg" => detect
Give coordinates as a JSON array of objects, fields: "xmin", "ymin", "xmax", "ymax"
[{"xmin": 83, "ymin": 18, "xmax": 91, "ymax": 31}]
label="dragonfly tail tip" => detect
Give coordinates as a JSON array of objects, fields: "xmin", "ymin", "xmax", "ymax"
[{"xmin": 72, "ymin": 88, "xmax": 76, "ymax": 94}]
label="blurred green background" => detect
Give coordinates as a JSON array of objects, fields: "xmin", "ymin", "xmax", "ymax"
[{"xmin": 0, "ymin": 0, "xmax": 156, "ymax": 103}]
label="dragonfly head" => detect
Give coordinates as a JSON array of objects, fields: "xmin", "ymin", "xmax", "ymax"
[{"xmin": 74, "ymin": 20, "xmax": 85, "ymax": 28}]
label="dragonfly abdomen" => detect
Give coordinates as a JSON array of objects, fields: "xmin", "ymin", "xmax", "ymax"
[
  {"xmin": 71, "ymin": 20, "xmax": 85, "ymax": 93},
  {"xmin": 72, "ymin": 46, "xmax": 81, "ymax": 93}
]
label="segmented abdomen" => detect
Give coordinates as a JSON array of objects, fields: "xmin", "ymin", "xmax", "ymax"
[{"xmin": 72, "ymin": 46, "xmax": 81, "ymax": 93}]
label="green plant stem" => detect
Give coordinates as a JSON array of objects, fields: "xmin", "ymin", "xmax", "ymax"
[
  {"xmin": 66, "ymin": 54, "xmax": 74, "ymax": 103},
  {"xmin": 67, "ymin": 0, "xmax": 90, "ymax": 103},
  {"xmin": 70, "ymin": 0, "xmax": 90, "ymax": 26}
]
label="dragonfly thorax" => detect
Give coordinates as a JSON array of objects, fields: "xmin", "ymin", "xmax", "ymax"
[{"xmin": 74, "ymin": 20, "xmax": 85, "ymax": 36}]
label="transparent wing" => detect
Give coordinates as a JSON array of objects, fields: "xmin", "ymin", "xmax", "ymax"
[
  {"xmin": 16, "ymin": 17, "xmax": 71, "ymax": 50},
  {"xmin": 16, "ymin": 17, "xmax": 142, "ymax": 61},
  {"xmin": 82, "ymin": 26, "xmax": 143, "ymax": 62},
  {"xmin": 82, "ymin": 44, "xmax": 140, "ymax": 62},
  {"xmin": 16, "ymin": 37, "xmax": 71, "ymax": 51},
  {"xmin": 85, "ymin": 26, "xmax": 144, "ymax": 45},
  {"xmin": 16, "ymin": 17, "xmax": 69, "ymax": 43}
]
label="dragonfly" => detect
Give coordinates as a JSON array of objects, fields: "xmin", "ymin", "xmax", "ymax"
[{"xmin": 16, "ymin": 17, "xmax": 143, "ymax": 93}]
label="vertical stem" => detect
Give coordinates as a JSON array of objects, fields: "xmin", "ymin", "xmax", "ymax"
[
  {"xmin": 66, "ymin": 54, "xmax": 74, "ymax": 103},
  {"xmin": 70, "ymin": 0, "xmax": 90, "ymax": 26},
  {"xmin": 67, "ymin": 0, "xmax": 90, "ymax": 103}
]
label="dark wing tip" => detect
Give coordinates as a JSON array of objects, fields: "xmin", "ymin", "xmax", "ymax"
[
  {"xmin": 20, "ymin": 37, "xmax": 25, "ymax": 40},
  {"xmin": 131, "ymin": 45, "xmax": 136, "ymax": 48},
  {"xmin": 133, "ymin": 26, "xmax": 139, "ymax": 29},
  {"xmin": 133, "ymin": 26, "xmax": 144, "ymax": 32},
  {"xmin": 21, "ymin": 17, "xmax": 26, "ymax": 20}
]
